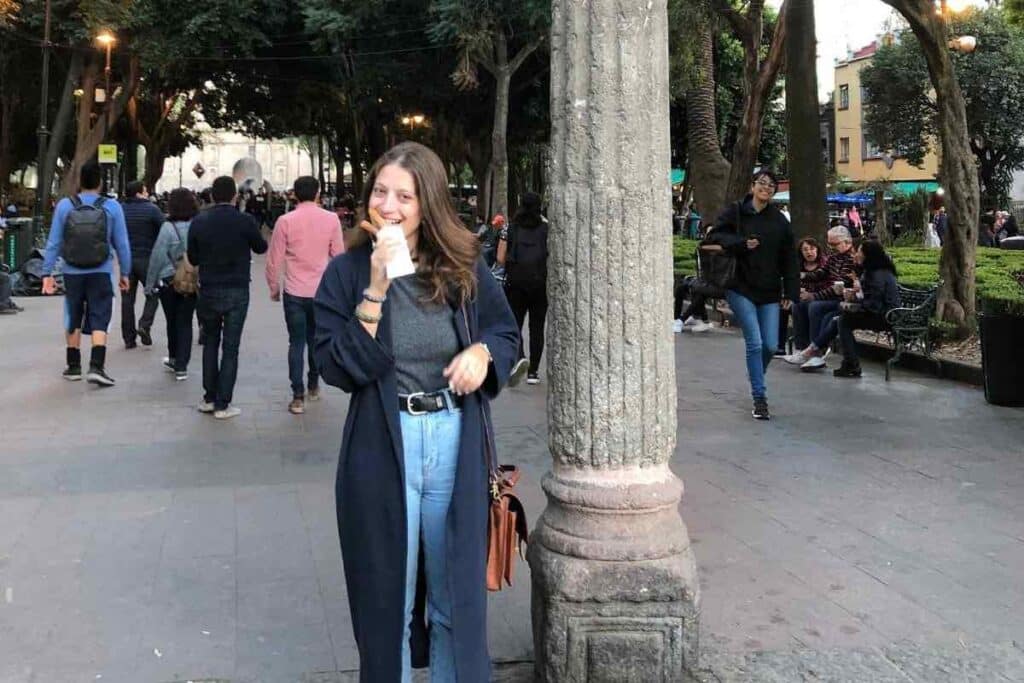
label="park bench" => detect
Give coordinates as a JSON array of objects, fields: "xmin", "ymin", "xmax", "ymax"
[{"xmin": 882, "ymin": 282, "xmax": 941, "ymax": 381}]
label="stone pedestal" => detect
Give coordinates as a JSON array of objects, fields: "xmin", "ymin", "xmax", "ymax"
[{"xmin": 528, "ymin": 0, "xmax": 700, "ymax": 679}]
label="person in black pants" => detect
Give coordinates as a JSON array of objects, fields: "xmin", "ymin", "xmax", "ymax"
[
  {"xmin": 497, "ymin": 192, "xmax": 548, "ymax": 385},
  {"xmin": 146, "ymin": 188, "xmax": 200, "ymax": 380},
  {"xmin": 120, "ymin": 181, "xmax": 164, "ymax": 347},
  {"xmin": 187, "ymin": 176, "xmax": 268, "ymax": 419}
]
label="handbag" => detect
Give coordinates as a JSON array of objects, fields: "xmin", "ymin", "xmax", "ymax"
[
  {"xmin": 460, "ymin": 306, "xmax": 529, "ymax": 591},
  {"xmin": 690, "ymin": 202, "xmax": 741, "ymax": 298},
  {"xmin": 168, "ymin": 222, "xmax": 198, "ymax": 295}
]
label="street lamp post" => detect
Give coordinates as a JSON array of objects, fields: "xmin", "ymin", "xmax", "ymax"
[
  {"xmin": 32, "ymin": 0, "xmax": 53, "ymax": 242},
  {"xmin": 96, "ymin": 31, "xmax": 116, "ymax": 193},
  {"xmin": 401, "ymin": 114, "xmax": 426, "ymax": 135}
]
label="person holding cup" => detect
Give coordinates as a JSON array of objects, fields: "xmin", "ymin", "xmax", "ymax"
[
  {"xmin": 784, "ymin": 225, "xmax": 858, "ymax": 369},
  {"xmin": 704, "ymin": 169, "xmax": 798, "ymax": 420},
  {"xmin": 313, "ymin": 142, "xmax": 519, "ymax": 682}
]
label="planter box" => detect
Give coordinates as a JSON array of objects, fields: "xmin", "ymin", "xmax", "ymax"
[{"xmin": 979, "ymin": 313, "xmax": 1024, "ymax": 406}]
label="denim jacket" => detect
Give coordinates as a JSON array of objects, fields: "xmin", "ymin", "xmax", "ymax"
[{"xmin": 145, "ymin": 220, "xmax": 190, "ymax": 295}]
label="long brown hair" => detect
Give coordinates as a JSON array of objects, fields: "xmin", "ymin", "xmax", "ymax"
[{"xmin": 348, "ymin": 142, "xmax": 479, "ymax": 304}]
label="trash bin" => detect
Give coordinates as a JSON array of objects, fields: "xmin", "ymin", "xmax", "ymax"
[
  {"xmin": 979, "ymin": 313, "xmax": 1024, "ymax": 406},
  {"xmin": 1, "ymin": 217, "xmax": 35, "ymax": 270}
]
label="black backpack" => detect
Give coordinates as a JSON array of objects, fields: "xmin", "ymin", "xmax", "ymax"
[
  {"xmin": 62, "ymin": 196, "xmax": 110, "ymax": 268},
  {"xmin": 506, "ymin": 220, "xmax": 549, "ymax": 284}
]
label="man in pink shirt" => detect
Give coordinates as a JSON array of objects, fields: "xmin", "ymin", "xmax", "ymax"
[{"xmin": 265, "ymin": 176, "xmax": 345, "ymax": 414}]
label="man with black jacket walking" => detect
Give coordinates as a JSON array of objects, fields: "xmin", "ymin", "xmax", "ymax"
[
  {"xmin": 706, "ymin": 170, "xmax": 798, "ymax": 420},
  {"xmin": 188, "ymin": 176, "xmax": 268, "ymax": 419},
  {"xmin": 120, "ymin": 181, "xmax": 164, "ymax": 347}
]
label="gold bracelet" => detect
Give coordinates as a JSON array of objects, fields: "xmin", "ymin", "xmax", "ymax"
[{"xmin": 354, "ymin": 305, "xmax": 383, "ymax": 324}]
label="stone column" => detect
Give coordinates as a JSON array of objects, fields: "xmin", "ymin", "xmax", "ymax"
[{"xmin": 526, "ymin": 0, "xmax": 700, "ymax": 680}]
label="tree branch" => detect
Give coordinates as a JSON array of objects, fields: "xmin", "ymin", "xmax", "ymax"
[
  {"xmin": 712, "ymin": 0, "xmax": 752, "ymax": 37},
  {"xmin": 509, "ymin": 38, "xmax": 540, "ymax": 74}
]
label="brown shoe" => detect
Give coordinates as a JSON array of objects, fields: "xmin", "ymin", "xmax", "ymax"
[
  {"xmin": 307, "ymin": 386, "xmax": 321, "ymax": 402},
  {"xmin": 288, "ymin": 398, "xmax": 305, "ymax": 415}
]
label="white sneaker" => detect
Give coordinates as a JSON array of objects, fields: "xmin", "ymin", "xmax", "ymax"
[
  {"xmin": 783, "ymin": 352, "xmax": 808, "ymax": 365},
  {"xmin": 690, "ymin": 320, "xmax": 713, "ymax": 333},
  {"xmin": 682, "ymin": 316, "xmax": 699, "ymax": 327},
  {"xmin": 197, "ymin": 401, "xmax": 215, "ymax": 413},
  {"xmin": 800, "ymin": 356, "xmax": 827, "ymax": 372},
  {"xmin": 214, "ymin": 406, "xmax": 241, "ymax": 420},
  {"xmin": 673, "ymin": 319, "xmax": 684, "ymax": 334}
]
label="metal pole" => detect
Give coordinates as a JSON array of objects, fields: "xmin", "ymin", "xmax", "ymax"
[{"xmin": 32, "ymin": 0, "xmax": 53, "ymax": 241}]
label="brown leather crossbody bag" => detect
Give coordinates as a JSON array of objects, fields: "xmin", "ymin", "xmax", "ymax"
[{"xmin": 461, "ymin": 306, "xmax": 529, "ymax": 591}]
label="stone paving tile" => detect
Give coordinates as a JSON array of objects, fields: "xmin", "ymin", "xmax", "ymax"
[{"xmin": 3, "ymin": 265, "xmax": 1024, "ymax": 680}]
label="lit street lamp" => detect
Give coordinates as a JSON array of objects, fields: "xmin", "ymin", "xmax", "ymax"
[
  {"xmin": 401, "ymin": 114, "xmax": 426, "ymax": 133},
  {"xmin": 95, "ymin": 31, "xmax": 117, "ymax": 193}
]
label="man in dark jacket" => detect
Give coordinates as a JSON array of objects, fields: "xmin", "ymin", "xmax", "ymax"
[
  {"xmin": 120, "ymin": 180, "xmax": 165, "ymax": 347},
  {"xmin": 706, "ymin": 170, "xmax": 798, "ymax": 420},
  {"xmin": 188, "ymin": 176, "xmax": 268, "ymax": 419}
]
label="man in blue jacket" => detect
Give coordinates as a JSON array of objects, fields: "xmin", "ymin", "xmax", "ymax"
[
  {"xmin": 120, "ymin": 180, "xmax": 164, "ymax": 348},
  {"xmin": 41, "ymin": 160, "xmax": 131, "ymax": 386}
]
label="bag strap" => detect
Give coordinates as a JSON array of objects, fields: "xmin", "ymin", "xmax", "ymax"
[
  {"xmin": 460, "ymin": 304, "xmax": 500, "ymax": 490},
  {"xmin": 69, "ymin": 195, "xmax": 82, "ymax": 209}
]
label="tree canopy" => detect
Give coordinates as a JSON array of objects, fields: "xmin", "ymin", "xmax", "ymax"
[{"xmin": 862, "ymin": 7, "xmax": 1024, "ymax": 207}]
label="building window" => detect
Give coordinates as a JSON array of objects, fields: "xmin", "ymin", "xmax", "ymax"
[
  {"xmin": 839, "ymin": 137, "xmax": 850, "ymax": 163},
  {"xmin": 838, "ymin": 85, "xmax": 849, "ymax": 110},
  {"xmin": 864, "ymin": 138, "xmax": 883, "ymax": 160}
]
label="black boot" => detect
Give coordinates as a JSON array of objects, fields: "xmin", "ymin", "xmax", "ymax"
[{"xmin": 833, "ymin": 361, "xmax": 862, "ymax": 378}]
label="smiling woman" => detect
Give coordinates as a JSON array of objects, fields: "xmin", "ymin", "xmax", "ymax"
[{"xmin": 314, "ymin": 141, "xmax": 520, "ymax": 682}]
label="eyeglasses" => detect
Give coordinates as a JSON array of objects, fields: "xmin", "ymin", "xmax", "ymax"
[{"xmin": 754, "ymin": 179, "xmax": 776, "ymax": 191}]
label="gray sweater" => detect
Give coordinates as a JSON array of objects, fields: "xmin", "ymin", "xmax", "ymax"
[
  {"xmin": 389, "ymin": 274, "xmax": 460, "ymax": 395},
  {"xmin": 145, "ymin": 220, "xmax": 191, "ymax": 295}
]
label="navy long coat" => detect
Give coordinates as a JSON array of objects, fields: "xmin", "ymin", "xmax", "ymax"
[{"xmin": 313, "ymin": 244, "xmax": 519, "ymax": 682}]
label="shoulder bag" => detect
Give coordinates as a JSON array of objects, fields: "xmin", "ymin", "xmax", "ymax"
[{"xmin": 460, "ymin": 306, "xmax": 529, "ymax": 591}]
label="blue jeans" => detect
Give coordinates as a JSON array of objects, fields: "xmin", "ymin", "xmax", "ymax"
[
  {"xmin": 283, "ymin": 293, "xmax": 318, "ymax": 398},
  {"xmin": 812, "ymin": 308, "xmax": 842, "ymax": 350},
  {"xmin": 726, "ymin": 291, "xmax": 780, "ymax": 401},
  {"xmin": 792, "ymin": 300, "xmax": 840, "ymax": 350},
  {"xmin": 400, "ymin": 403, "xmax": 462, "ymax": 683},
  {"xmin": 197, "ymin": 287, "xmax": 249, "ymax": 410}
]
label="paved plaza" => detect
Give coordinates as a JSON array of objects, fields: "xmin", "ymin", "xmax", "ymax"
[{"xmin": 1, "ymin": 257, "xmax": 1023, "ymax": 682}]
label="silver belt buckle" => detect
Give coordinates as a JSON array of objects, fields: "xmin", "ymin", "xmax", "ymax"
[{"xmin": 405, "ymin": 391, "xmax": 427, "ymax": 416}]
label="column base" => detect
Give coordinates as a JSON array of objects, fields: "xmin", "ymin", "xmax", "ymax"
[{"xmin": 526, "ymin": 466, "xmax": 701, "ymax": 681}]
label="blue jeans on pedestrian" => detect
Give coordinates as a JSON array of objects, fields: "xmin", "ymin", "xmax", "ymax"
[
  {"xmin": 283, "ymin": 293, "xmax": 318, "ymax": 398},
  {"xmin": 197, "ymin": 287, "xmax": 249, "ymax": 410},
  {"xmin": 726, "ymin": 290, "xmax": 780, "ymax": 401},
  {"xmin": 812, "ymin": 308, "xmax": 842, "ymax": 350},
  {"xmin": 400, "ymin": 402, "xmax": 462, "ymax": 683}
]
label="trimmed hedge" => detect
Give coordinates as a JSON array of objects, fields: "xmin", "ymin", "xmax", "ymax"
[{"xmin": 672, "ymin": 237, "xmax": 1024, "ymax": 317}]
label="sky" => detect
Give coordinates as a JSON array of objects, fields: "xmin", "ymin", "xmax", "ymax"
[{"xmin": 766, "ymin": 0, "xmax": 988, "ymax": 101}]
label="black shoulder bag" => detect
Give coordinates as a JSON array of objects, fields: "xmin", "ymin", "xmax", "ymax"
[{"xmin": 690, "ymin": 202, "xmax": 740, "ymax": 298}]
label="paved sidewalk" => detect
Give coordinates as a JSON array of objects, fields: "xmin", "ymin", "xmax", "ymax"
[{"xmin": 1, "ymin": 264, "xmax": 1023, "ymax": 682}]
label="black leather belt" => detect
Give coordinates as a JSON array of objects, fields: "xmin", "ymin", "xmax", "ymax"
[{"xmin": 398, "ymin": 389, "xmax": 463, "ymax": 415}]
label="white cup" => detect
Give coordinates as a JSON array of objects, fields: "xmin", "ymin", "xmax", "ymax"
[{"xmin": 833, "ymin": 280, "xmax": 845, "ymax": 295}]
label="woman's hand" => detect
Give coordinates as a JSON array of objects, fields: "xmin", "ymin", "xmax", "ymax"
[
  {"xmin": 368, "ymin": 236, "xmax": 401, "ymax": 296},
  {"xmin": 443, "ymin": 343, "xmax": 490, "ymax": 395},
  {"xmin": 799, "ymin": 290, "xmax": 814, "ymax": 302}
]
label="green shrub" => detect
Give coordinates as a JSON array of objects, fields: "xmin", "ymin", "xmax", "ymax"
[{"xmin": 671, "ymin": 237, "xmax": 1024, "ymax": 318}]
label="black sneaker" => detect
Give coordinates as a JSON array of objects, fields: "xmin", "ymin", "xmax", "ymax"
[
  {"xmin": 752, "ymin": 398, "xmax": 771, "ymax": 421},
  {"xmin": 86, "ymin": 366, "xmax": 116, "ymax": 387},
  {"xmin": 833, "ymin": 364, "xmax": 862, "ymax": 378},
  {"xmin": 0, "ymin": 306, "xmax": 17, "ymax": 315},
  {"xmin": 62, "ymin": 365, "xmax": 82, "ymax": 381},
  {"xmin": 526, "ymin": 372, "xmax": 540, "ymax": 385},
  {"xmin": 139, "ymin": 328, "xmax": 153, "ymax": 346},
  {"xmin": 124, "ymin": 340, "xmax": 137, "ymax": 350}
]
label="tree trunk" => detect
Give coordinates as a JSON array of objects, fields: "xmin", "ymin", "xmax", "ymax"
[
  {"xmin": 143, "ymin": 143, "xmax": 168, "ymax": 191},
  {"xmin": 0, "ymin": 92, "xmax": 15, "ymax": 191},
  {"xmin": 784, "ymin": 0, "xmax": 826, "ymax": 242},
  {"xmin": 685, "ymin": 2, "xmax": 731, "ymax": 219},
  {"xmin": 723, "ymin": 2, "xmax": 788, "ymax": 202},
  {"xmin": 42, "ymin": 53, "xmax": 83, "ymax": 201},
  {"xmin": 488, "ymin": 32, "xmax": 513, "ymax": 220},
  {"xmin": 883, "ymin": 0, "xmax": 978, "ymax": 326},
  {"xmin": 61, "ymin": 55, "xmax": 140, "ymax": 195},
  {"xmin": 874, "ymin": 189, "xmax": 890, "ymax": 245}
]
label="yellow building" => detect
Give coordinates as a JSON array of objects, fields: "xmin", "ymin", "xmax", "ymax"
[{"xmin": 833, "ymin": 41, "xmax": 940, "ymax": 190}]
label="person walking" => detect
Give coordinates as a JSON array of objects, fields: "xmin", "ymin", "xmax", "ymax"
[
  {"xmin": 265, "ymin": 175, "xmax": 344, "ymax": 415},
  {"xmin": 496, "ymin": 192, "xmax": 548, "ymax": 385},
  {"xmin": 705, "ymin": 169, "xmax": 798, "ymax": 420},
  {"xmin": 146, "ymin": 188, "xmax": 200, "ymax": 381},
  {"xmin": 120, "ymin": 181, "xmax": 164, "ymax": 348},
  {"xmin": 40, "ymin": 160, "xmax": 132, "ymax": 386},
  {"xmin": 313, "ymin": 142, "xmax": 518, "ymax": 682},
  {"xmin": 187, "ymin": 176, "xmax": 268, "ymax": 419}
]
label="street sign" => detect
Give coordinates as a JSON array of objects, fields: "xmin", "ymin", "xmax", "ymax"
[
  {"xmin": 193, "ymin": 162, "xmax": 206, "ymax": 179},
  {"xmin": 98, "ymin": 144, "xmax": 117, "ymax": 164}
]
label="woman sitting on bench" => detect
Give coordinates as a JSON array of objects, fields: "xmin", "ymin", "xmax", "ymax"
[{"xmin": 785, "ymin": 240, "xmax": 901, "ymax": 378}]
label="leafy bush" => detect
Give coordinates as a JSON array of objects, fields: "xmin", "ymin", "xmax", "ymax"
[{"xmin": 672, "ymin": 237, "xmax": 1024, "ymax": 317}]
